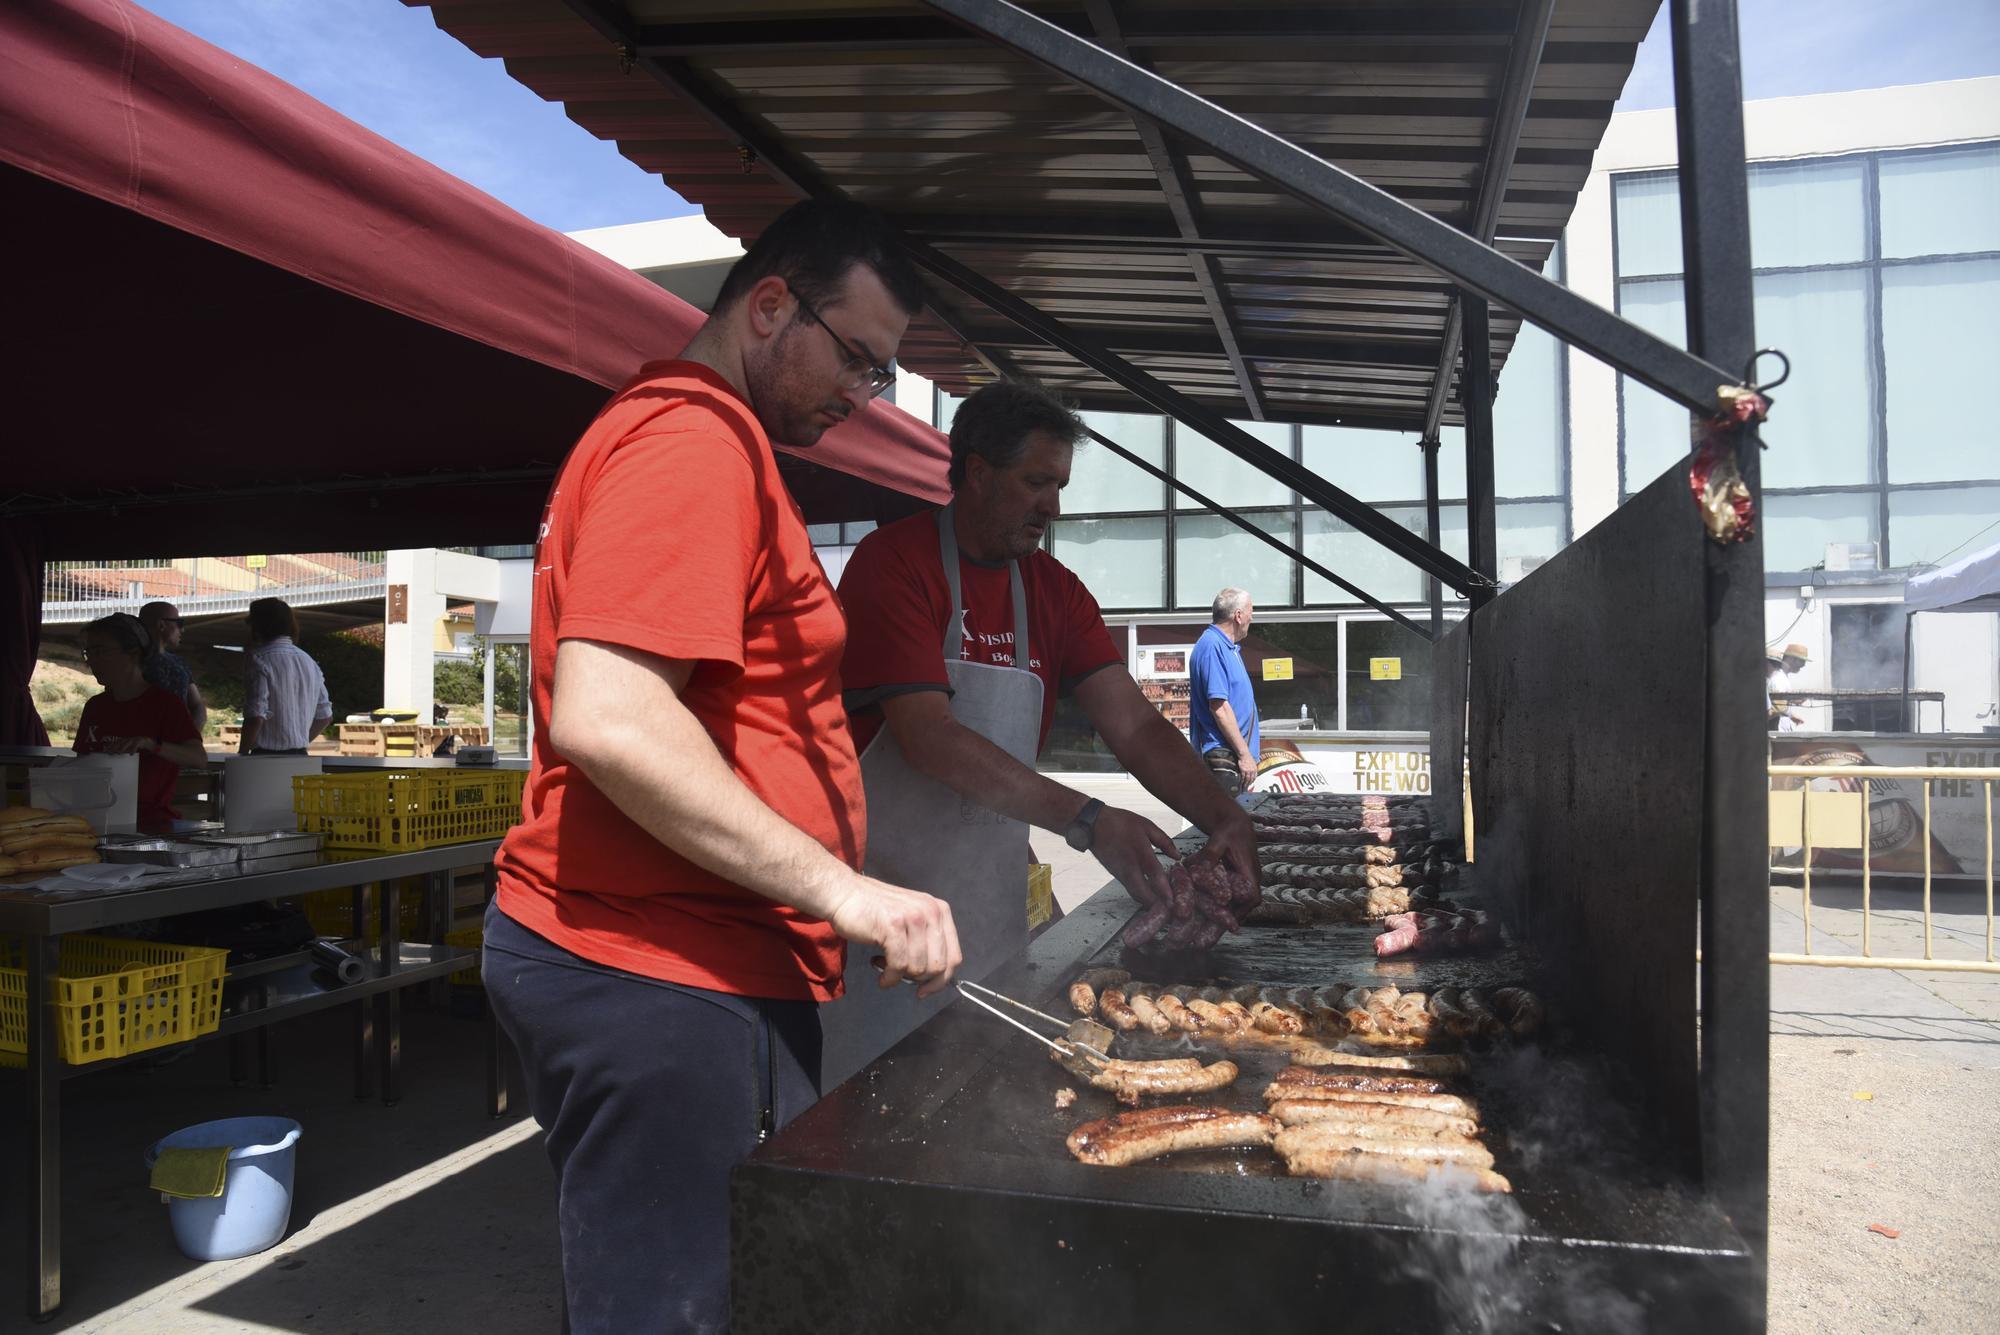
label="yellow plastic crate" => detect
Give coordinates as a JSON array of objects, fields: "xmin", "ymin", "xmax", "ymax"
[
  {"xmin": 0, "ymin": 935, "xmax": 228, "ymax": 1066},
  {"xmin": 294, "ymin": 769, "xmax": 526, "ymax": 852},
  {"xmin": 444, "ymin": 927, "xmax": 483, "ymax": 986}
]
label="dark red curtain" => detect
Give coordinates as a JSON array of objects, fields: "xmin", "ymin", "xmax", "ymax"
[{"xmin": 1, "ymin": 520, "xmax": 50, "ymax": 746}]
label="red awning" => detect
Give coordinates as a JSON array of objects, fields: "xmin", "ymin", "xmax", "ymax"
[{"xmin": 0, "ymin": 0, "xmax": 948, "ymax": 560}]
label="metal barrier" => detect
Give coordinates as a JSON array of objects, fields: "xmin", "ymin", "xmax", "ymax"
[
  {"xmin": 42, "ymin": 553, "xmax": 386, "ymax": 624},
  {"xmin": 1768, "ymin": 763, "xmax": 1998, "ymax": 974}
]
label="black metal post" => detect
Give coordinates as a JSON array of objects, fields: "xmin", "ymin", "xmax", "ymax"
[
  {"xmin": 1080, "ymin": 426, "xmax": 1432, "ymax": 639},
  {"xmin": 1671, "ymin": 0, "xmax": 1771, "ymax": 1284},
  {"xmin": 1899, "ymin": 612, "xmax": 1915, "ymax": 731},
  {"xmin": 1461, "ymin": 293, "xmax": 1499, "ymax": 600},
  {"xmin": 1422, "ymin": 437, "xmax": 1445, "ymax": 636},
  {"xmin": 26, "ymin": 936, "xmax": 60, "ymax": 1321},
  {"xmin": 922, "ymin": 0, "xmax": 1740, "ymax": 416}
]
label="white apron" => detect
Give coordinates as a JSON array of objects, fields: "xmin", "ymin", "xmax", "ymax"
[{"xmin": 819, "ymin": 507, "xmax": 1044, "ymax": 1088}]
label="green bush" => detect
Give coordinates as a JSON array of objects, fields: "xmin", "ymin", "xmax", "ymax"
[{"xmin": 435, "ymin": 658, "xmax": 484, "ymax": 706}]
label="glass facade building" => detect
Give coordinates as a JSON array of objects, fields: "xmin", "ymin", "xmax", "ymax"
[{"xmin": 1613, "ymin": 142, "xmax": 2000, "ymax": 572}]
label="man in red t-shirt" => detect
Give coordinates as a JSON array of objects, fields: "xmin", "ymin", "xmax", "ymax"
[
  {"xmin": 837, "ymin": 381, "xmax": 1258, "ymax": 960},
  {"xmin": 483, "ymin": 201, "xmax": 959, "ymax": 1335}
]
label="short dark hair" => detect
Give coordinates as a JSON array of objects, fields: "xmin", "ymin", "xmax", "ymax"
[
  {"xmin": 85, "ymin": 613, "xmax": 151, "ymax": 659},
  {"xmin": 948, "ymin": 380, "xmax": 1085, "ymax": 488},
  {"xmin": 711, "ymin": 200, "xmax": 925, "ymax": 319},
  {"xmin": 138, "ymin": 600, "xmax": 178, "ymax": 630},
  {"xmin": 247, "ymin": 597, "xmax": 298, "ymax": 643}
]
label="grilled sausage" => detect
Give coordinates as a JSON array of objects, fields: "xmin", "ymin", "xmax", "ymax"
[
  {"xmin": 1266, "ymin": 1065, "xmax": 1451, "ymax": 1095},
  {"xmin": 1216, "ymin": 999, "xmax": 1256, "ymax": 1032},
  {"xmin": 1457, "ymin": 988, "xmax": 1504, "ymax": 1037},
  {"xmin": 1289, "ymin": 1049, "xmax": 1469, "ymax": 1076},
  {"xmin": 1184, "ymin": 998, "xmax": 1232, "ymax": 1031},
  {"xmin": 1266, "ymin": 1100, "xmax": 1480, "ymax": 1138},
  {"xmin": 1097, "ymin": 987, "xmax": 1141, "ymax": 1031},
  {"xmin": 1280, "ymin": 1146, "xmax": 1511, "ymax": 1193},
  {"xmin": 1262, "ymin": 1085, "xmax": 1481, "ymax": 1120},
  {"xmin": 1275, "ymin": 1124, "xmax": 1496, "ymax": 1170},
  {"xmin": 1068, "ymin": 1108, "xmax": 1280, "ymax": 1166},
  {"xmin": 1126, "ymin": 990, "xmax": 1174, "ymax": 1036},
  {"xmin": 1090, "ymin": 1058, "xmax": 1240, "ymax": 1106},
  {"xmin": 1070, "ymin": 968, "xmax": 1130, "ymax": 1016},
  {"xmin": 1426, "ymin": 987, "xmax": 1476, "ymax": 1039},
  {"xmin": 1249, "ymin": 1001, "xmax": 1306, "ymax": 1036},
  {"xmin": 1492, "ymin": 987, "xmax": 1545, "ymax": 1037},
  {"xmin": 1154, "ymin": 992, "xmax": 1201, "ymax": 1032}
]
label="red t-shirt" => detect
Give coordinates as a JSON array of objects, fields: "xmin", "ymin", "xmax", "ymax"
[
  {"xmin": 74, "ymin": 686, "xmax": 199, "ymax": 828},
  {"xmin": 494, "ymin": 361, "xmax": 865, "ymax": 1002},
  {"xmin": 837, "ymin": 509, "xmax": 1124, "ymax": 754}
]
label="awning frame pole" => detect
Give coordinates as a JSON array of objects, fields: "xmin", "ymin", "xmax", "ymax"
[
  {"xmin": 1461, "ymin": 293, "xmax": 1499, "ymax": 601},
  {"xmin": 1670, "ymin": 0, "xmax": 1771, "ymax": 1272},
  {"xmin": 921, "ymin": 0, "xmax": 1739, "ymax": 417}
]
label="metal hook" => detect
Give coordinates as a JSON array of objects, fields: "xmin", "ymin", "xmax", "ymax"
[{"xmin": 1745, "ymin": 347, "xmax": 1790, "ymax": 396}]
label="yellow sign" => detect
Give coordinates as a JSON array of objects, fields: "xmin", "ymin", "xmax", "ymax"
[
  {"xmin": 246, "ymin": 554, "xmax": 268, "ymax": 570},
  {"xmin": 1261, "ymin": 657, "xmax": 1293, "ymax": 682},
  {"xmin": 1370, "ymin": 657, "xmax": 1402, "ymax": 681}
]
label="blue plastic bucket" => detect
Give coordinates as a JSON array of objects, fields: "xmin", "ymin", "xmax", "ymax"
[{"xmin": 144, "ymin": 1116, "xmax": 303, "ymax": 1261}]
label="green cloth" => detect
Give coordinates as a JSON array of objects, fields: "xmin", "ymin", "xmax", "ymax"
[{"xmin": 151, "ymin": 1146, "xmax": 230, "ymax": 1199}]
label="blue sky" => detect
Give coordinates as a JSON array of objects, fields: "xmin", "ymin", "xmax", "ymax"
[
  {"xmin": 135, "ymin": 0, "xmax": 694, "ymax": 231},
  {"xmin": 138, "ymin": 0, "xmax": 1999, "ymax": 233},
  {"xmin": 1616, "ymin": 0, "xmax": 2000, "ymax": 111}
]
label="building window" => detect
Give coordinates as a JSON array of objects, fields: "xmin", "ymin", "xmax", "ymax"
[{"xmin": 1612, "ymin": 142, "xmax": 2000, "ymax": 572}]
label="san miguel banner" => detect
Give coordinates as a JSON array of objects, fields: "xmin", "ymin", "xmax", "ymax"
[
  {"xmin": 1772, "ymin": 736, "xmax": 1995, "ymax": 877},
  {"xmin": 1251, "ymin": 739, "xmax": 1432, "ymax": 797}
]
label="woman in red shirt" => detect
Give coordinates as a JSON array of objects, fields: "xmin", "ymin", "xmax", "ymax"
[{"xmin": 73, "ymin": 614, "xmax": 206, "ymax": 829}]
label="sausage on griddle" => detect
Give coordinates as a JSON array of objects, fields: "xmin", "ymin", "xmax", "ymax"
[
  {"xmin": 1280, "ymin": 1146, "xmax": 1511, "ymax": 1194},
  {"xmin": 1069, "ymin": 968, "xmax": 1130, "ymax": 1017},
  {"xmin": 1275, "ymin": 1124, "xmax": 1496, "ymax": 1170},
  {"xmin": 1067, "ymin": 1107, "xmax": 1280, "ymax": 1167},
  {"xmin": 1266, "ymin": 1100, "xmax": 1480, "ymax": 1139}
]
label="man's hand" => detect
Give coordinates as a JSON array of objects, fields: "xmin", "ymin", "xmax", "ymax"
[
  {"xmin": 826, "ymin": 877, "xmax": 963, "ymax": 999},
  {"xmin": 1236, "ymin": 751, "xmax": 1258, "ymax": 789},
  {"xmin": 1193, "ymin": 804, "xmax": 1260, "ymax": 906},
  {"xmin": 1089, "ymin": 805, "xmax": 1179, "ymax": 906}
]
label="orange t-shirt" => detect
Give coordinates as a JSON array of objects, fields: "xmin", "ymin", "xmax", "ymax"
[{"xmin": 494, "ymin": 360, "xmax": 865, "ymax": 1002}]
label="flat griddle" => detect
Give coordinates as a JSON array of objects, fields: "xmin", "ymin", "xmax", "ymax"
[{"xmin": 733, "ymin": 869, "xmax": 1760, "ymax": 1334}]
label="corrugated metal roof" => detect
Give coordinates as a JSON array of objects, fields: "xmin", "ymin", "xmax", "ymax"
[{"xmin": 414, "ymin": 0, "xmax": 1657, "ymax": 431}]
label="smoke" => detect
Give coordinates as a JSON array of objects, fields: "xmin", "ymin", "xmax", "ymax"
[{"xmin": 1361, "ymin": 1045, "xmax": 1666, "ymax": 1334}]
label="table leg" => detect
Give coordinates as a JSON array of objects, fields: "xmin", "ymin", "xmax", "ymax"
[
  {"xmin": 26, "ymin": 936, "xmax": 61, "ymax": 1321},
  {"xmin": 379, "ymin": 877, "xmax": 402, "ymax": 1107},
  {"xmin": 352, "ymin": 998, "xmax": 374, "ymax": 1100},
  {"xmin": 257, "ymin": 991, "xmax": 276, "ymax": 1089}
]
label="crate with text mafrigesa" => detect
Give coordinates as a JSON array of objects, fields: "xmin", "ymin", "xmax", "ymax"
[
  {"xmin": 292, "ymin": 769, "xmax": 527, "ymax": 852},
  {"xmin": 0, "ymin": 935, "xmax": 228, "ymax": 1066}
]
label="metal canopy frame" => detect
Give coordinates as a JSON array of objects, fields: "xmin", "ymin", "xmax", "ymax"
[{"xmin": 557, "ymin": 0, "xmax": 1483, "ymax": 611}]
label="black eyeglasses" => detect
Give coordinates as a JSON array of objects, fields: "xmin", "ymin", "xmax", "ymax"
[{"xmin": 793, "ymin": 292, "xmax": 895, "ymax": 398}]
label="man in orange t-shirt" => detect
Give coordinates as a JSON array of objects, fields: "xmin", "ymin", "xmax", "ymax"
[{"xmin": 483, "ymin": 200, "xmax": 960, "ymax": 1335}]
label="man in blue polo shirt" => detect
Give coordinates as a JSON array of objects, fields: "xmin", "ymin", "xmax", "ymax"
[{"xmin": 1188, "ymin": 587, "xmax": 1259, "ymax": 794}]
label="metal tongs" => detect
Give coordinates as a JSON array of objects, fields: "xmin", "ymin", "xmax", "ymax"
[{"xmin": 955, "ymin": 979, "xmax": 1115, "ymax": 1075}]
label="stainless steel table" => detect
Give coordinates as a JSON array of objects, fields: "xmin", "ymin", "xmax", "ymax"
[{"xmin": 1, "ymin": 839, "xmax": 504, "ymax": 1322}]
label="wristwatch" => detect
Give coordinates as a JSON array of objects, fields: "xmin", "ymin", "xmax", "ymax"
[{"xmin": 1064, "ymin": 798, "xmax": 1105, "ymax": 852}]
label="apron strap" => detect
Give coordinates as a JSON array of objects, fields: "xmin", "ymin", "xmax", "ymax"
[{"xmin": 936, "ymin": 506, "xmax": 1030, "ymax": 670}]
